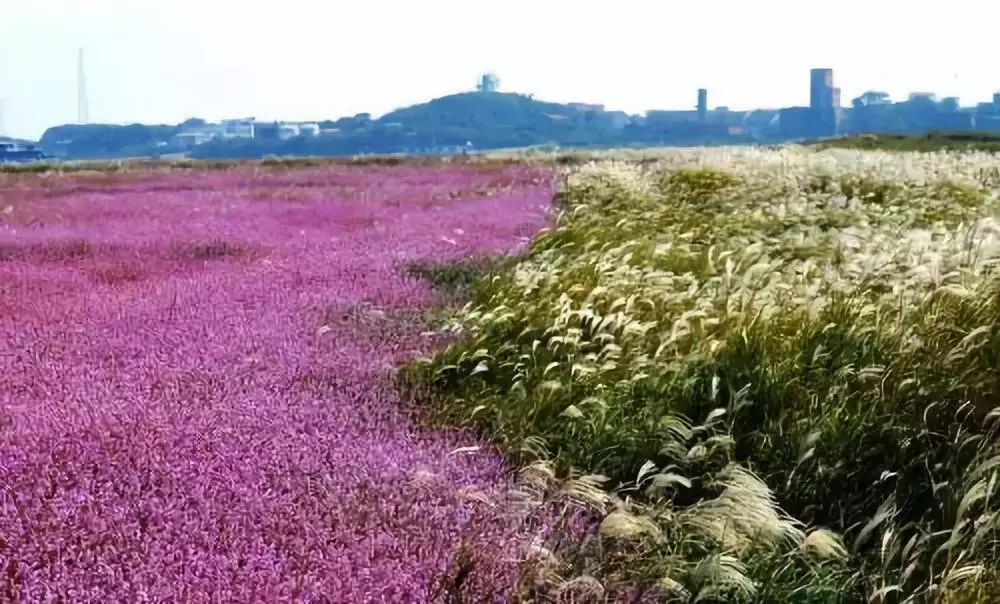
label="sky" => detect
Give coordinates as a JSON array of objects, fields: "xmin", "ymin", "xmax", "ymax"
[{"xmin": 2, "ymin": 0, "xmax": 999, "ymax": 140}]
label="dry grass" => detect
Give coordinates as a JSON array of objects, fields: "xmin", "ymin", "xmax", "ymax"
[{"xmin": 405, "ymin": 147, "xmax": 1000, "ymax": 602}]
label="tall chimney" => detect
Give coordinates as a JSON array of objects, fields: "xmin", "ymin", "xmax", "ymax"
[{"xmin": 697, "ymin": 89, "xmax": 708, "ymax": 121}]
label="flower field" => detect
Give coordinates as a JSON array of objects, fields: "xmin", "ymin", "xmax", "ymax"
[
  {"xmin": 0, "ymin": 165, "xmax": 557, "ymax": 601},
  {"xmin": 3, "ymin": 149, "xmax": 999, "ymax": 603},
  {"xmin": 409, "ymin": 148, "xmax": 1000, "ymax": 601}
]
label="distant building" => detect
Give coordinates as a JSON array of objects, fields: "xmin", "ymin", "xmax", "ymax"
[
  {"xmin": 697, "ymin": 89, "xmax": 708, "ymax": 122},
  {"xmin": 976, "ymin": 102, "xmax": 997, "ymax": 115},
  {"xmin": 172, "ymin": 125, "xmax": 226, "ymax": 148},
  {"xmin": 171, "ymin": 118, "xmax": 321, "ymax": 145},
  {"xmin": 278, "ymin": 124, "xmax": 301, "ymax": 139},
  {"xmin": 477, "ymin": 73, "xmax": 500, "ymax": 93},
  {"xmin": 742, "ymin": 109, "xmax": 781, "ymax": 132},
  {"xmin": 297, "ymin": 123, "xmax": 320, "ymax": 137},
  {"xmin": 778, "ymin": 106, "xmax": 813, "ymax": 139},
  {"xmin": 0, "ymin": 141, "xmax": 45, "ymax": 163},
  {"xmin": 567, "ymin": 102, "xmax": 605, "ymax": 112},
  {"xmin": 170, "ymin": 117, "xmax": 255, "ymax": 149},
  {"xmin": 606, "ymin": 111, "xmax": 630, "ymax": 130},
  {"xmin": 221, "ymin": 118, "xmax": 255, "ymax": 139},
  {"xmin": 810, "ymin": 69, "xmax": 834, "ymax": 110},
  {"xmin": 646, "ymin": 110, "xmax": 698, "ymax": 124},
  {"xmin": 852, "ymin": 91, "xmax": 891, "ymax": 107},
  {"xmin": 809, "ymin": 68, "xmax": 838, "ymax": 137},
  {"xmin": 172, "ymin": 117, "xmax": 257, "ymax": 148}
]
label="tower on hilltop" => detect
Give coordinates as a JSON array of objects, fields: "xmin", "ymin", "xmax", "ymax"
[{"xmin": 477, "ymin": 73, "xmax": 500, "ymax": 94}]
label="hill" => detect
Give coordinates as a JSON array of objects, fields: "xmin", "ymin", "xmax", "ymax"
[
  {"xmin": 192, "ymin": 92, "xmax": 632, "ymax": 159},
  {"xmin": 38, "ymin": 123, "xmax": 181, "ymax": 159},
  {"xmin": 30, "ymin": 92, "xmax": 642, "ymax": 161}
]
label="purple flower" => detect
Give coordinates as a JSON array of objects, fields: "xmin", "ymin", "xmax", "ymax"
[{"xmin": 0, "ymin": 165, "xmax": 556, "ymax": 601}]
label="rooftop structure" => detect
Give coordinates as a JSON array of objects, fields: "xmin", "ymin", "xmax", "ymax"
[
  {"xmin": 477, "ymin": 73, "xmax": 500, "ymax": 94},
  {"xmin": 853, "ymin": 91, "xmax": 892, "ymax": 107}
]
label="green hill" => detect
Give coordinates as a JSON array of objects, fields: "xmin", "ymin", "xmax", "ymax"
[
  {"xmin": 38, "ymin": 123, "xmax": 180, "ymax": 159},
  {"xmin": 380, "ymin": 92, "xmax": 576, "ymax": 130},
  {"xmin": 190, "ymin": 92, "xmax": 629, "ymax": 159}
]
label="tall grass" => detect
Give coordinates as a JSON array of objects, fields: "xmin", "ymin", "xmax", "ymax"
[{"xmin": 405, "ymin": 149, "xmax": 1000, "ymax": 601}]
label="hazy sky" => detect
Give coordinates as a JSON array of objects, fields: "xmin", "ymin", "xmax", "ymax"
[{"xmin": 2, "ymin": 0, "xmax": 999, "ymax": 140}]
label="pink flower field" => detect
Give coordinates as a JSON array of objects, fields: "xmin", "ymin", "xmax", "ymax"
[{"xmin": 0, "ymin": 165, "xmax": 555, "ymax": 602}]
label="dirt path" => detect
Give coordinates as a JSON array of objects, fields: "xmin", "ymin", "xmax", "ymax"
[{"xmin": 0, "ymin": 166, "xmax": 553, "ymax": 602}]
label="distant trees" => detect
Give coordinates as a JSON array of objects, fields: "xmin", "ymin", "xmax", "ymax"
[
  {"xmin": 39, "ymin": 123, "xmax": 180, "ymax": 159},
  {"xmin": 36, "ymin": 90, "xmax": 1000, "ymax": 162},
  {"xmin": 179, "ymin": 117, "xmax": 207, "ymax": 129}
]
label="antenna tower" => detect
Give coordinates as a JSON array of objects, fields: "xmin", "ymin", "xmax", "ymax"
[{"xmin": 78, "ymin": 48, "xmax": 89, "ymax": 125}]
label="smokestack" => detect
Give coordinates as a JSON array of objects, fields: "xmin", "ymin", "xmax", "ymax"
[
  {"xmin": 697, "ymin": 89, "xmax": 708, "ymax": 121},
  {"xmin": 78, "ymin": 48, "xmax": 89, "ymax": 125}
]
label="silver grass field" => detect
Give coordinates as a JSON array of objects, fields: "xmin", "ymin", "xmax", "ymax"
[{"xmin": 406, "ymin": 147, "xmax": 1000, "ymax": 602}]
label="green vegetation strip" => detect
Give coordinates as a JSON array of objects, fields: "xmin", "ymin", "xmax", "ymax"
[
  {"xmin": 404, "ymin": 150, "xmax": 1000, "ymax": 602},
  {"xmin": 816, "ymin": 131, "xmax": 1000, "ymax": 153}
]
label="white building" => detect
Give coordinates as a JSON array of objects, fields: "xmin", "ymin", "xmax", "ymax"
[
  {"xmin": 221, "ymin": 118, "xmax": 256, "ymax": 139},
  {"xmin": 278, "ymin": 124, "xmax": 300, "ymax": 140},
  {"xmin": 172, "ymin": 118, "xmax": 321, "ymax": 146},
  {"xmin": 172, "ymin": 125, "xmax": 225, "ymax": 148},
  {"xmin": 297, "ymin": 123, "xmax": 320, "ymax": 137},
  {"xmin": 173, "ymin": 117, "xmax": 257, "ymax": 148},
  {"xmin": 276, "ymin": 122, "xmax": 320, "ymax": 140}
]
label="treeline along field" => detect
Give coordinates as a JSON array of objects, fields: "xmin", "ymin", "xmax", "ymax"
[{"xmin": 405, "ymin": 147, "xmax": 1000, "ymax": 601}]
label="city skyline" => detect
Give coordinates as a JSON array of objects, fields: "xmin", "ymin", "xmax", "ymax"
[{"xmin": 3, "ymin": 0, "xmax": 1000, "ymax": 140}]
